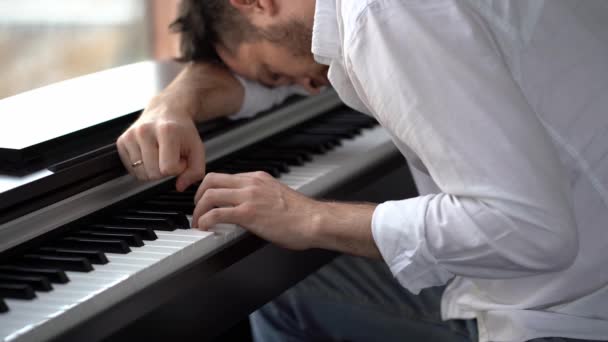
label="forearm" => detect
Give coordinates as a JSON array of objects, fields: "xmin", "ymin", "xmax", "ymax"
[
  {"xmin": 311, "ymin": 201, "xmax": 382, "ymax": 259},
  {"xmin": 150, "ymin": 62, "xmax": 244, "ymax": 122}
]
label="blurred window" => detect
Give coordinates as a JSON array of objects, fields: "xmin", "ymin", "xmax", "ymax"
[{"xmin": 0, "ymin": 0, "xmax": 180, "ymax": 100}]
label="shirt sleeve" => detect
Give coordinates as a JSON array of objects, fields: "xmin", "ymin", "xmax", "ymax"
[
  {"xmin": 346, "ymin": 1, "xmax": 578, "ymax": 294},
  {"xmin": 229, "ymin": 75, "xmax": 310, "ymax": 120}
]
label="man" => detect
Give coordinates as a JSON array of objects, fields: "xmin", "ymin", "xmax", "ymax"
[{"xmin": 117, "ymin": 0, "xmax": 608, "ymax": 341}]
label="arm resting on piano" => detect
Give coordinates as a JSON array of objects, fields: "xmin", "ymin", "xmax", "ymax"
[
  {"xmin": 116, "ymin": 62, "xmax": 244, "ymax": 190},
  {"xmin": 116, "ymin": 62, "xmax": 305, "ymax": 191}
]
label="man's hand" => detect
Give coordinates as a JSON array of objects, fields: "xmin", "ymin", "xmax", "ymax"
[
  {"xmin": 116, "ymin": 101, "xmax": 205, "ymax": 192},
  {"xmin": 116, "ymin": 63, "xmax": 245, "ymax": 191},
  {"xmin": 192, "ymin": 172, "xmax": 320, "ymax": 250},
  {"xmin": 192, "ymin": 172, "xmax": 382, "ymax": 258}
]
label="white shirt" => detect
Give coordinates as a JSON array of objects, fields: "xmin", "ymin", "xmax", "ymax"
[{"xmin": 233, "ymin": 1, "xmax": 608, "ymax": 341}]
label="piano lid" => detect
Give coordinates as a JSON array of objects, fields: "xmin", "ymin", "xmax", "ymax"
[
  {"xmin": 0, "ymin": 61, "xmax": 183, "ymax": 222},
  {"xmin": 0, "ymin": 61, "xmax": 182, "ymax": 168}
]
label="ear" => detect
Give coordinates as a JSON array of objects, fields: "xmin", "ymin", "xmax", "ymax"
[{"xmin": 229, "ymin": 0, "xmax": 278, "ymax": 17}]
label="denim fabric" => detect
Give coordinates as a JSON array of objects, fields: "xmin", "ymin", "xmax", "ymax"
[
  {"xmin": 250, "ymin": 255, "xmax": 475, "ymax": 342},
  {"xmin": 250, "ymin": 255, "xmax": 600, "ymax": 342}
]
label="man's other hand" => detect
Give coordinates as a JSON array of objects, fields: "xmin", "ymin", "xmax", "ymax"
[
  {"xmin": 192, "ymin": 172, "xmax": 321, "ymax": 250},
  {"xmin": 117, "ymin": 101, "xmax": 205, "ymax": 192},
  {"xmin": 115, "ymin": 63, "xmax": 245, "ymax": 192}
]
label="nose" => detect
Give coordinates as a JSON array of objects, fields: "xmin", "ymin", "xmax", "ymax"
[{"xmin": 296, "ymin": 77, "xmax": 325, "ymax": 95}]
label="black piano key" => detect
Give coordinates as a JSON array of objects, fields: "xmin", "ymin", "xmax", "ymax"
[
  {"xmin": 0, "ymin": 274, "xmax": 52, "ymax": 292},
  {"xmin": 0, "ymin": 283, "xmax": 36, "ymax": 300},
  {"xmin": 224, "ymin": 160, "xmax": 290, "ymax": 173},
  {"xmin": 107, "ymin": 215, "xmax": 178, "ymax": 231},
  {"xmin": 154, "ymin": 193, "xmax": 196, "ymax": 202},
  {"xmin": 56, "ymin": 237, "xmax": 131, "ymax": 254},
  {"xmin": 262, "ymin": 140, "xmax": 330, "ymax": 154},
  {"xmin": 21, "ymin": 254, "xmax": 93, "ymax": 273},
  {"xmin": 320, "ymin": 116, "xmax": 377, "ymax": 128},
  {"xmin": 296, "ymin": 127, "xmax": 360, "ymax": 139},
  {"xmin": 122, "ymin": 209, "xmax": 190, "ymax": 228},
  {"xmin": 0, "ymin": 298, "xmax": 8, "ymax": 313},
  {"xmin": 0, "ymin": 266, "xmax": 69, "ymax": 284},
  {"xmin": 88, "ymin": 225, "xmax": 158, "ymax": 241},
  {"xmin": 238, "ymin": 151, "xmax": 307, "ymax": 166},
  {"xmin": 76, "ymin": 231, "xmax": 144, "ymax": 247},
  {"xmin": 38, "ymin": 247, "xmax": 109, "ymax": 265},
  {"xmin": 211, "ymin": 167, "xmax": 242, "ymax": 175},
  {"xmin": 264, "ymin": 135, "xmax": 328, "ymax": 152},
  {"xmin": 174, "ymin": 184, "xmax": 199, "ymax": 196},
  {"xmin": 140, "ymin": 201, "xmax": 196, "ymax": 216},
  {"xmin": 214, "ymin": 166, "xmax": 282, "ymax": 178}
]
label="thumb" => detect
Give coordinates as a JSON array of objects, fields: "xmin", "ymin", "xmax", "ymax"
[{"xmin": 175, "ymin": 141, "xmax": 206, "ymax": 192}]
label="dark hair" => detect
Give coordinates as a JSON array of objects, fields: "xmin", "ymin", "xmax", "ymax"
[{"xmin": 170, "ymin": 0, "xmax": 258, "ymax": 63}]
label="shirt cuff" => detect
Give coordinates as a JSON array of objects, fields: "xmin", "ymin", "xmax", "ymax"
[
  {"xmin": 372, "ymin": 196, "xmax": 454, "ymax": 294},
  {"xmin": 229, "ymin": 74, "xmax": 309, "ymax": 120}
]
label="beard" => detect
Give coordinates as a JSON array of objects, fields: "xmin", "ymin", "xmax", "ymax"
[{"xmin": 261, "ymin": 20, "xmax": 314, "ymax": 58}]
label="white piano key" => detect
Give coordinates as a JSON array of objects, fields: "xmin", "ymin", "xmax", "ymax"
[
  {"xmin": 117, "ymin": 250, "xmax": 172, "ymax": 258},
  {"xmin": 0, "ymin": 318, "xmax": 33, "ymax": 335},
  {"xmin": 4, "ymin": 300, "xmax": 64, "ymax": 316},
  {"xmin": 154, "ymin": 232, "xmax": 202, "ymax": 242},
  {"xmin": 144, "ymin": 240, "xmax": 192, "ymax": 248},
  {"xmin": 104, "ymin": 256, "xmax": 158, "ymax": 267},
  {"xmin": 94, "ymin": 263, "xmax": 142, "ymax": 272},
  {"xmin": 112, "ymin": 249, "xmax": 163, "ymax": 259},
  {"xmin": 156, "ymin": 229, "xmax": 211, "ymax": 238},
  {"xmin": 0, "ymin": 310, "xmax": 53, "ymax": 321},
  {"xmin": 134, "ymin": 245, "xmax": 181, "ymax": 254}
]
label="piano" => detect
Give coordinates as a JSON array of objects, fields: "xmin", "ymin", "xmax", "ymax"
[{"xmin": 0, "ymin": 61, "xmax": 416, "ymax": 341}]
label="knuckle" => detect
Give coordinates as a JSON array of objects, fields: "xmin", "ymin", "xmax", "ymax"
[
  {"xmin": 202, "ymin": 188, "xmax": 218, "ymax": 201},
  {"xmin": 147, "ymin": 171, "xmax": 163, "ymax": 180},
  {"xmin": 116, "ymin": 135, "xmax": 126, "ymax": 146},
  {"xmin": 250, "ymin": 176, "xmax": 264, "ymax": 187},
  {"xmin": 134, "ymin": 123, "xmax": 153, "ymax": 138},
  {"xmin": 254, "ymin": 171, "xmax": 269, "ymax": 179},
  {"xmin": 239, "ymin": 203, "xmax": 255, "ymax": 219},
  {"xmin": 118, "ymin": 130, "xmax": 134, "ymax": 144},
  {"xmin": 243, "ymin": 187, "xmax": 256, "ymax": 201},
  {"xmin": 207, "ymin": 209, "xmax": 221, "ymax": 223},
  {"xmin": 157, "ymin": 120, "xmax": 179, "ymax": 134},
  {"xmin": 197, "ymin": 216, "xmax": 207, "ymax": 229},
  {"xmin": 159, "ymin": 164, "xmax": 179, "ymax": 176}
]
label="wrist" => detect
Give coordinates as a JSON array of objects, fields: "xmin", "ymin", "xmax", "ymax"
[
  {"xmin": 309, "ymin": 201, "xmax": 381, "ymax": 258},
  {"xmin": 146, "ymin": 93, "xmax": 197, "ymax": 121}
]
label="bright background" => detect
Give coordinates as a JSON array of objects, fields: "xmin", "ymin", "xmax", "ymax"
[{"xmin": 0, "ymin": 0, "xmax": 181, "ymax": 100}]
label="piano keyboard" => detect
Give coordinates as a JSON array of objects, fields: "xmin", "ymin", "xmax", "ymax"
[{"xmin": 0, "ymin": 109, "xmax": 397, "ymax": 342}]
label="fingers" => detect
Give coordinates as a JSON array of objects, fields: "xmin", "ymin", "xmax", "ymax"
[
  {"xmin": 118, "ymin": 135, "xmax": 147, "ymax": 180},
  {"xmin": 116, "ymin": 139, "xmax": 135, "ymax": 177},
  {"xmin": 116, "ymin": 116, "xmax": 206, "ymax": 186},
  {"xmin": 191, "ymin": 188, "xmax": 244, "ymax": 228},
  {"xmin": 176, "ymin": 137, "xmax": 206, "ymax": 192},
  {"xmin": 139, "ymin": 135, "xmax": 161, "ymax": 180},
  {"xmin": 157, "ymin": 123, "xmax": 189, "ymax": 189},
  {"xmin": 194, "ymin": 173, "xmax": 248, "ymax": 203},
  {"xmin": 192, "ymin": 172, "xmax": 275, "ymax": 229},
  {"xmin": 196, "ymin": 206, "xmax": 245, "ymax": 231}
]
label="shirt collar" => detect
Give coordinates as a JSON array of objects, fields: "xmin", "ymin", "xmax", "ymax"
[{"xmin": 312, "ymin": 0, "xmax": 341, "ymax": 65}]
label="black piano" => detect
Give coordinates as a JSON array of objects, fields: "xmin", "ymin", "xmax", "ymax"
[{"xmin": 0, "ymin": 61, "xmax": 416, "ymax": 341}]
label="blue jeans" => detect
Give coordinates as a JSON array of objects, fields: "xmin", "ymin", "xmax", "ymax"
[{"xmin": 250, "ymin": 255, "xmax": 595, "ymax": 342}]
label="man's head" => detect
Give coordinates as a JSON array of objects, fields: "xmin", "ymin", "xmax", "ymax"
[{"xmin": 172, "ymin": 0, "xmax": 329, "ymax": 94}]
